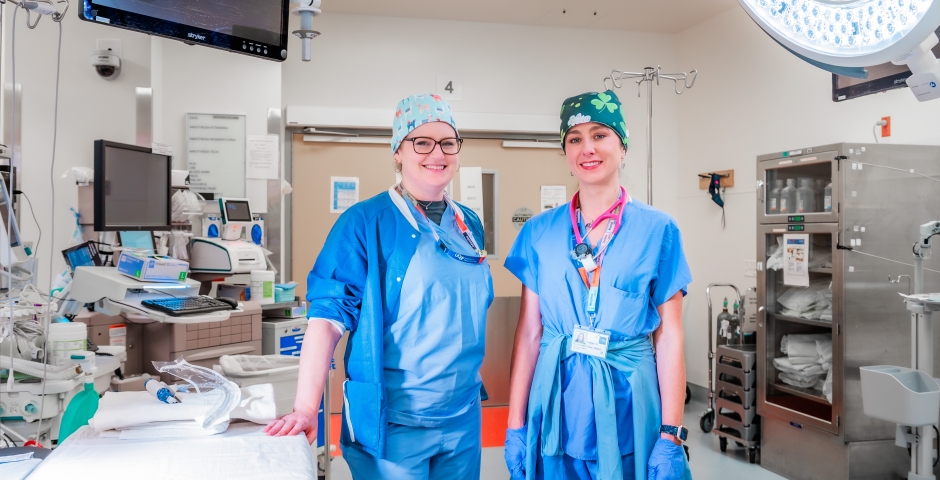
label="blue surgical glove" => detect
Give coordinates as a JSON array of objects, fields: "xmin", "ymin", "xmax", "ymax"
[
  {"xmin": 647, "ymin": 438, "xmax": 688, "ymax": 480},
  {"xmin": 504, "ymin": 426, "xmax": 527, "ymax": 480}
]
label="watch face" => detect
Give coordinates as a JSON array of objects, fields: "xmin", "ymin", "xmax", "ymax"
[
  {"xmin": 574, "ymin": 243, "xmax": 592, "ymax": 258},
  {"xmin": 678, "ymin": 426, "xmax": 689, "ymax": 441}
]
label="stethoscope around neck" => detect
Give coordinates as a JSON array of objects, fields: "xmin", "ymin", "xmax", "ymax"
[{"xmin": 569, "ymin": 187, "xmax": 627, "ymax": 246}]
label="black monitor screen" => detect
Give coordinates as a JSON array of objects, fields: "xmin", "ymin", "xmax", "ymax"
[
  {"xmin": 224, "ymin": 200, "xmax": 252, "ymax": 222},
  {"xmin": 79, "ymin": 0, "xmax": 289, "ymax": 62},
  {"xmin": 94, "ymin": 141, "xmax": 171, "ymax": 231},
  {"xmin": 833, "ymin": 27, "xmax": 940, "ymax": 102}
]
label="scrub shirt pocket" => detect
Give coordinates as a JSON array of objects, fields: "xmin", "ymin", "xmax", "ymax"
[{"xmin": 598, "ymin": 286, "xmax": 649, "ymax": 336}]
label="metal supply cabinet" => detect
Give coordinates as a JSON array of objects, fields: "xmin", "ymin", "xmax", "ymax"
[{"xmin": 755, "ymin": 144, "xmax": 940, "ymax": 479}]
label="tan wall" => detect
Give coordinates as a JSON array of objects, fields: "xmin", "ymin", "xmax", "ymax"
[{"xmin": 290, "ymin": 136, "xmax": 578, "ymax": 298}]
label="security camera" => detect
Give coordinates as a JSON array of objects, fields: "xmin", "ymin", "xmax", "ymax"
[{"xmin": 91, "ymin": 50, "xmax": 121, "ymax": 80}]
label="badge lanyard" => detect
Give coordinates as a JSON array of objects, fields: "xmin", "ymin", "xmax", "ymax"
[
  {"xmin": 397, "ymin": 184, "xmax": 487, "ymax": 264},
  {"xmin": 569, "ymin": 187, "xmax": 627, "ymax": 329}
]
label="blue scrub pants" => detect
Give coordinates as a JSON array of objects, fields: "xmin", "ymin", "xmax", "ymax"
[
  {"xmin": 537, "ymin": 452, "xmax": 636, "ymax": 480},
  {"xmin": 343, "ymin": 406, "xmax": 482, "ymax": 480}
]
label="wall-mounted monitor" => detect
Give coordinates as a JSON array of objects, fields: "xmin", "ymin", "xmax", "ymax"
[
  {"xmin": 78, "ymin": 0, "xmax": 290, "ymax": 62},
  {"xmin": 833, "ymin": 27, "xmax": 940, "ymax": 102}
]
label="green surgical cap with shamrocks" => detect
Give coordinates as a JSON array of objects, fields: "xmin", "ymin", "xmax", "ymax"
[{"xmin": 559, "ymin": 90, "xmax": 629, "ymax": 149}]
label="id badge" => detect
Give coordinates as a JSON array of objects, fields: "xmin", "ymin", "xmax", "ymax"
[
  {"xmin": 571, "ymin": 325, "xmax": 610, "ymax": 359},
  {"xmin": 579, "ymin": 255, "xmax": 598, "ymax": 273}
]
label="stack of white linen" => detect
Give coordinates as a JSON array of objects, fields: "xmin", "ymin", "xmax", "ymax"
[
  {"xmin": 777, "ymin": 279, "xmax": 833, "ymax": 321},
  {"xmin": 89, "ymin": 383, "xmax": 277, "ymax": 440},
  {"xmin": 773, "ymin": 333, "xmax": 833, "ymax": 403}
]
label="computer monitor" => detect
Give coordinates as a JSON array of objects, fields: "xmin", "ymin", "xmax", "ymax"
[
  {"xmin": 119, "ymin": 231, "xmax": 156, "ymax": 251},
  {"xmin": 94, "ymin": 140, "xmax": 172, "ymax": 231},
  {"xmin": 77, "ymin": 0, "xmax": 290, "ymax": 62},
  {"xmin": 218, "ymin": 198, "xmax": 252, "ymax": 241}
]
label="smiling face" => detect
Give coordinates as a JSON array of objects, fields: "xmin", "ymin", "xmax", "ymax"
[
  {"xmin": 563, "ymin": 122, "xmax": 625, "ymax": 187},
  {"xmin": 395, "ymin": 122, "xmax": 460, "ymax": 200}
]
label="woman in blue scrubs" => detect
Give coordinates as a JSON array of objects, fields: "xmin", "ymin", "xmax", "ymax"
[
  {"xmin": 502, "ymin": 90, "xmax": 693, "ymax": 480},
  {"xmin": 265, "ymin": 94, "xmax": 493, "ymax": 480}
]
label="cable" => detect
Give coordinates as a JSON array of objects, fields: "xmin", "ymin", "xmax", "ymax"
[
  {"xmin": 850, "ymin": 249, "xmax": 940, "ymax": 274},
  {"xmin": 855, "ymin": 161, "xmax": 940, "ymax": 184},
  {"xmin": 31, "ymin": 14, "xmax": 64, "ymax": 443},
  {"xmin": 17, "ymin": 191, "xmax": 40, "ymax": 253},
  {"xmin": 872, "ymin": 124, "xmax": 880, "ymax": 143}
]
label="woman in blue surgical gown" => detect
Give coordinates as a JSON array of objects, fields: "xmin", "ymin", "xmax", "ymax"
[
  {"xmin": 265, "ymin": 94, "xmax": 493, "ymax": 480},
  {"xmin": 502, "ymin": 90, "xmax": 693, "ymax": 480}
]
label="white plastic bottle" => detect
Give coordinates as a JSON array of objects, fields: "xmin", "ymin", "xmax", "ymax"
[
  {"xmin": 769, "ymin": 179, "xmax": 783, "ymax": 214},
  {"xmin": 797, "ymin": 178, "xmax": 815, "ymax": 213},
  {"xmin": 780, "ymin": 179, "xmax": 797, "ymax": 214},
  {"xmin": 824, "ymin": 181, "xmax": 833, "ymax": 212}
]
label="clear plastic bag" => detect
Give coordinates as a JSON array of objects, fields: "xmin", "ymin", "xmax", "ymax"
[{"xmin": 153, "ymin": 357, "xmax": 241, "ymax": 428}]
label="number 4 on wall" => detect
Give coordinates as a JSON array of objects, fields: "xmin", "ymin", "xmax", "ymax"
[{"xmin": 437, "ymin": 74, "xmax": 462, "ymax": 101}]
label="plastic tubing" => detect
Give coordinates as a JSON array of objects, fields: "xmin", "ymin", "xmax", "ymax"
[{"xmin": 0, "ymin": 356, "xmax": 80, "ymax": 380}]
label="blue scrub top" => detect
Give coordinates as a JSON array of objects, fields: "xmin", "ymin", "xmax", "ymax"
[
  {"xmin": 504, "ymin": 198, "xmax": 692, "ymax": 460},
  {"xmin": 385, "ymin": 202, "xmax": 493, "ymax": 426}
]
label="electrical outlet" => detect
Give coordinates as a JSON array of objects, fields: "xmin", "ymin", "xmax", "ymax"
[
  {"xmin": 745, "ymin": 260, "xmax": 757, "ymax": 277},
  {"xmin": 96, "ymin": 39, "xmax": 122, "ymax": 56},
  {"xmin": 881, "ymin": 116, "xmax": 891, "ymax": 137}
]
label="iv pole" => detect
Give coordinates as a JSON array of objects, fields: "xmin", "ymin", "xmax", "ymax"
[{"xmin": 604, "ymin": 66, "xmax": 697, "ymax": 206}]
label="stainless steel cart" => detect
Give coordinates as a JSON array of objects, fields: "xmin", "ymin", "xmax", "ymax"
[{"xmin": 701, "ymin": 283, "xmax": 760, "ymax": 463}]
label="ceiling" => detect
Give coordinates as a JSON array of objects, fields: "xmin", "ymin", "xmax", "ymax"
[{"xmin": 320, "ymin": 0, "xmax": 739, "ymax": 34}]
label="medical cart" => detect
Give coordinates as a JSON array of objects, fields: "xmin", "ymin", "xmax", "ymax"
[
  {"xmin": 261, "ymin": 301, "xmax": 333, "ymax": 480},
  {"xmin": 701, "ymin": 284, "xmax": 761, "ymax": 464}
]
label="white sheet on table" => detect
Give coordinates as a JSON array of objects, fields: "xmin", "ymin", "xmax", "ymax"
[
  {"xmin": 99, "ymin": 420, "xmax": 230, "ymax": 440},
  {"xmin": 0, "ymin": 458, "xmax": 41, "ymax": 480},
  {"xmin": 23, "ymin": 423, "xmax": 316, "ymax": 480}
]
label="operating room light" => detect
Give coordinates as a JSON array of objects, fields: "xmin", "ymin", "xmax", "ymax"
[
  {"xmin": 741, "ymin": 0, "xmax": 940, "ymax": 64},
  {"xmin": 739, "ymin": 0, "xmax": 940, "ymax": 100}
]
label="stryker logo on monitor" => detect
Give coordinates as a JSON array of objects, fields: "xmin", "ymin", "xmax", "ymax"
[{"xmin": 187, "ymin": 32, "xmax": 206, "ymax": 41}]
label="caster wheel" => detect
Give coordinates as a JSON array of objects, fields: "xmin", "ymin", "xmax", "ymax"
[
  {"xmin": 749, "ymin": 448, "xmax": 757, "ymax": 464},
  {"xmin": 700, "ymin": 411, "xmax": 715, "ymax": 433},
  {"xmin": 719, "ymin": 437, "xmax": 728, "ymax": 453},
  {"xmin": 685, "ymin": 385, "xmax": 692, "ymax": 405}
]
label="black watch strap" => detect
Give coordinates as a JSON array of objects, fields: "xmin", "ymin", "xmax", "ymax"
[{"xmin": 660, "ymin": 424, "xmax": 689, "ymax": 442}]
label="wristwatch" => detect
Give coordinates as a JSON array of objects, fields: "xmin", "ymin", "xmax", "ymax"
[{"xmin": 660, "ymin": 424, "xmax": 689, "ymax": 443}]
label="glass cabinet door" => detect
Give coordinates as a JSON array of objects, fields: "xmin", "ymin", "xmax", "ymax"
[
  {"xmin": 757, "ymin": 224, "xmax": 842, "ymax": 435},
  {"xmin": 757, "ymin": 151, "xmax": 840, "ymax": 224}
]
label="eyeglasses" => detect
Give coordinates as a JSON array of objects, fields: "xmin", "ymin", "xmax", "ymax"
[{"xmin": 401, "ymin": 137, "xmax": 463, "ymax": 155}]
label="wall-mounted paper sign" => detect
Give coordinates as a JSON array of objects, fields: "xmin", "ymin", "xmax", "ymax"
[
  {"xmin": 330, "ymin": 177, "xmax": 360, "ymax": 213},
  {"xmin": 783, "ymin": 233, "xmax": 809, "ymax": 287},
  {"xmin": 541, "ymin": 185, "xmax": 567, "ymax": 212}
]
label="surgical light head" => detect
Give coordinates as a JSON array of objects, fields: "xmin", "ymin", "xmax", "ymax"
[
  {"xmin": 290, "ymin": 0, "xmax": 322, "ymax": 62},
  {"xmin": 919, "ymin": 221, "xmax": 940, "ymax": 249}
]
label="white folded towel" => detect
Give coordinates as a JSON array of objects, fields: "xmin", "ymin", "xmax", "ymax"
[
  {"xmin": 90, "ymin": 391, "xmax": 214, "ymax": 432},
  {"xmin": 781, "ymin": 334, "xmax": 831, "ymax": 359}
]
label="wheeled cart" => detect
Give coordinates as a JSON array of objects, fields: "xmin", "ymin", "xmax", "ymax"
[{"xmin": 701, "ymin": 283, "xmax": 761, "ymax": 464}]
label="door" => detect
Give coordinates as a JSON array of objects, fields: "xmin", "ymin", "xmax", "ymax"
[
  {"xmin": 290, "ymin": 136, "xmax": 578, "ymax": 410},
  {"xmin": 757, "ymin": 148, "xmax": 842, "ymax": 225},
  {"xmin": 756, "ymin": 222, "xmax": 843, "ymax": 436}
]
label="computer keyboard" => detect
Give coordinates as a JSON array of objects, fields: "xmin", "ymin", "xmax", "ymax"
[{"xmin": 141, "ymin": 296, "xmax": 235, "ymax": 316}]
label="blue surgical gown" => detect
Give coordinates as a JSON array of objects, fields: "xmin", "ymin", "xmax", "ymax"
[
  {"xmin": 504, "ymin": 198, "xmax": 692, "ymax": 460},
  {"xmin": 385, "ymin": 202, "xmax": 494, "ymax": 426}
]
